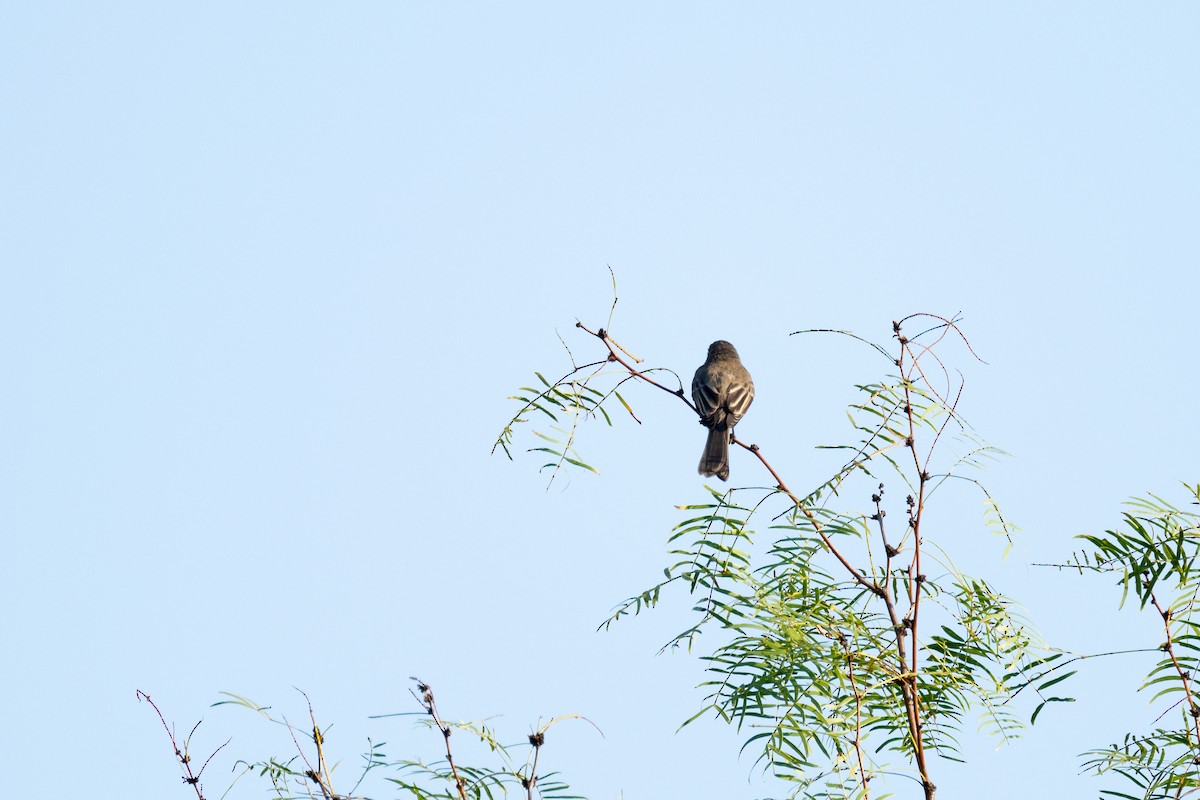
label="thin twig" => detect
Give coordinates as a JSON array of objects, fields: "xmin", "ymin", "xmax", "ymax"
[
  {"xmin": 839, "ymin": 632, "xmax": 871, "ymax": 799},
  {"xmin": 1005, "ymin": 648, "xmax": 1151, "ymax": 703},
  {"xmin": 524, "ymin": 731, "xmax": 544, "ymax": 800},
  {"xmin": 137, "ymin": 690, "xmax": 228, "ymax": 800},
  {"xmin": 411, "ymin": 678, "xmax": 468, "ymax": 800},
  {"xmin": 871, "ymin": 488, "xmax": 924, "ymax": 793},
  {"xmin": 895, "ymin": 321, "xmax": 934, "ymax": 799},
  {"xmin": 1145, "ymin": 588, "xmax": 1200, "ymax": 748},
  {"xmin": 301, "ymin": 689, "xmax": 335, "ymax": 799}
]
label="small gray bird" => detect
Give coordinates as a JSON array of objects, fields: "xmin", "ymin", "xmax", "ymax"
[{"xmin": 692, "ymin": 340, "xmax": 754, "ymax": 481}]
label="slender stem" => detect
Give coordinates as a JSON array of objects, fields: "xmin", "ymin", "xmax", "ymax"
[
  {"xmin": 136, "ymin": 691, "xmax": 218, "ymax": 800},
  {"xmin": 283, "ymin": 707, "xmax": 333, "ymax": 800},
  {"xmin": 302, "ymin": 692, "xmax": 335, "ymax": 800},
  {"xmin": 412, "ymin": 679, "xmax": 469, "ymax": 800},
  {"xmin": 897, "ymin": 329, "xmax": 934, "ymax": 800},
  {"xmin": 840, "ymin": 635, "xmax": 871, "ymax": 799},
  {"xmin": 525, "ymin": 734, "xmax": 544, "ymax": 800},
  {"xmin": 577, "ymin": 322, "xmax": 696, "ymax": 409},
  {"xmin": 1005, "ymin": 648, "xmax": 1153, "ymax": 703},
  {"xmin": 1147, "ymin": 590, "xmax": 1200, "ymax": 748},
  {"xmin": 871, "ymin": 494, "xmax": 925, "ymax": 795}
]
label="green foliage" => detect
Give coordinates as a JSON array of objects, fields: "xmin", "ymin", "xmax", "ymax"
[
  {"xmin": 144, "ymin": 280, "xmax": 1200, "ymax": 799},
  {"xmin": 501, "ymin": 313, "xmax": 1066, "ymax": 799},
  {"xmin": 1080, "ymin": 726, "xmax": 1200, "ymax": 800},
  {"xmin": 493, "ymin": 356, "xmax": 657, "ymax": 484},
  {"xmin": 493, "ymin": 369, "xmax": 615, "ymax": 477},
  {"xmin": 602, "ymin": 489, "xmax": 1056, "ymax": 796},
  {"xmin": 1072, "ymin": 485, "xmax": 1200, "ymax": 798},
  {"xmin": 1073, "ymin": 488, "xmax": 1200, "ymax": 609}
]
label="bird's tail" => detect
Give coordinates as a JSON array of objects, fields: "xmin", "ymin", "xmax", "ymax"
[{"xmin": 698, "ymin": 426, "xmax": 730, "ymax": 481}]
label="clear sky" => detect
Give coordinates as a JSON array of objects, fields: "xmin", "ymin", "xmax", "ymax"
[{"xmin": 2, "ymin": 3, "xmax": 1198, "ymax": 799}]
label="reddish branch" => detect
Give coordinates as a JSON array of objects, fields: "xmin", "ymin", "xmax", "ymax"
[
  {"xmin": 1145, "ymin": 589, "xmax": 1200, "ymax": 748},
  {"xmin": 894, "ymin": 321, "xmax": 933, "ymax": 795}
]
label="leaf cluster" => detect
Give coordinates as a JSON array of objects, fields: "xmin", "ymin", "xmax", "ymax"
[
  {"xmin": 1072, "ymin": 485, "xmax": 1200, "ymax": 798},
  {"xmin": 552, "ymin": 317, "xmax": 1065, "ymax": 798}
]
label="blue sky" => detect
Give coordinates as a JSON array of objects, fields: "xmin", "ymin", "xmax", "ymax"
[{"xmin": 2, "ymin": 3, "xmax": 1199, "ymax": 798}]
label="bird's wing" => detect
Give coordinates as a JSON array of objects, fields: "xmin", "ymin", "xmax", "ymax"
[{"xmin": 692, "ymin": 366, "xmax": 725, "ymax": 425}]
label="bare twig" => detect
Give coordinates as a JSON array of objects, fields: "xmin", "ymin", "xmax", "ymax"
[{"xmin": 137, "ymin": 690, "xmax": 230, "ymax": 800}]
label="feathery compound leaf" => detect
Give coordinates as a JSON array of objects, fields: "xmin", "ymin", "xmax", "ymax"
[
  {"xmin": 500, "ymin": 314, "xmax": 1062, "ymax": 796},
  {"xmin": 1076, "ymin": 485, "xmax": 1200, "ymax": 799}
]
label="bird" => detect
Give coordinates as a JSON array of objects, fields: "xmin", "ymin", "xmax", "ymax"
[{"xmin": 692, "ymin": 340, "xmax": 754, "ymax": 481}]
